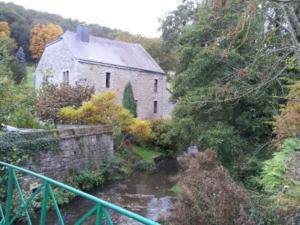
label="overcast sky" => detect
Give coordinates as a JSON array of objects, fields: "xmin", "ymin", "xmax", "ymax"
[{"xmin": 3, "ymin": 0, "xmax": 180, "ymax": 37}]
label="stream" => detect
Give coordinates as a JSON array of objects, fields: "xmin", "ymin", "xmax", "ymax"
[{"xmin": 39, "ymin": 159, "xmax": 178, "ymax": 225}]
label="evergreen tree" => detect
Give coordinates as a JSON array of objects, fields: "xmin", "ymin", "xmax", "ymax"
[
  {"xmin": 16, "ymin": 46, "xmax": 26, "ymax": 65},
  {"xmin": 122, "ymin": 82, "xmax": 137, "ymax": 117},
  {"xmin": 12, "ymin": 46, "xmax": 27, "ymax": 84}
]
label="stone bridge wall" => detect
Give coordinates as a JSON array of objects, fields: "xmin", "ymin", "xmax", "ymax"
[{"xmin": 22, "ymin": 125, "xmax": 113, "ymax": 186}]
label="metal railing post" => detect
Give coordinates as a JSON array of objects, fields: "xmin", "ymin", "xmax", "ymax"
[
  {"xmin": 40, "ymin": 181, "xmax": 49, "ymax": 225},
  {"xmin": 4, "ymin": 168, "xmax": 13, "ymax": 224}
]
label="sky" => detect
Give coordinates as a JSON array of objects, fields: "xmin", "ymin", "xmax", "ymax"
[{"xmin": 3, "ymin": 0, "xmax": 180, "ymax": 37}]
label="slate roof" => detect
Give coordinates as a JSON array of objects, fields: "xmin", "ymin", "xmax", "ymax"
[{"xmin": 53, "ymin": 31, "xmax": 165, "ymax": 74}]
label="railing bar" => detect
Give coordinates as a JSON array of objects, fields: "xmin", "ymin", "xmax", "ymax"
[
  {"xmin": 103, "ymin": 208, "xmax": 114, "ymax": 225},
  {"xmin": 4, "ymin": 168, "xmax": 14, "ymax": 224},
  {"xmin": 40, "ymin": 181, "xmax": 49, "ymax": 225},
  {"xmin": 74, "ymin": 205, "xmax": 98, "ymax": 225},
  {"xmin": 48, "ymin": 185, "xmax": 65, "ymax": 225},
  {"xmin": 0, "ymin": 202, "xmax": 4, "ymax": 223},
  {"xmin": 0, "ymin": 162, "xmax": 159, "ymax": 225},
  {"xmin": 12, "ymin": 170, "xmax": 32, "ymax": 225},
  {"xmin": 96, "ymin": 205, "xmax": 103, "ymax": 225},
  {"xmin": 9, "ymin": 184, "xmax": 44, "ymax": 225}
]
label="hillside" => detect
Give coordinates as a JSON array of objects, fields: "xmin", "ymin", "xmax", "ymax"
[
  {"xmin": 0, "ymin": 2, "xmax": 114, "ymax": 61},
  {"xmin": 0, "ymin": 2, "xmax": 174, "ymax": 70}
]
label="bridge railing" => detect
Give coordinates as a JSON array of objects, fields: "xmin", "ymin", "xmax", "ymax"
[{"xmin": 0, "ymin": 161, "xmax": 160, "ymax": 225}]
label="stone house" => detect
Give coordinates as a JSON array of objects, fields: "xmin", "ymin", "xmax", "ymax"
[{"xmin": 35, "ymin": 25, "xmax": 174, "ymax": 119}]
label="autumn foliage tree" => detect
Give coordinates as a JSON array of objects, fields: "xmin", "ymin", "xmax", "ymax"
[
  {"xmin": 29, "ymin": 23, "xmax": 63, "ymax": 60},
  {"xmin": 0, "ymin": 21, "xmax": 10, "ymax": 37},
  {"xmin": 58, "ymin": 91, "xmax": 151, "ymax": 139}
]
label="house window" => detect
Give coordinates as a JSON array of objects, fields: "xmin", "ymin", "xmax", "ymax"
[
  {"xmin": 62, "ymin": 70, "xmax": 69, "ymax": 84},
  {"xmin": 154, "ymin": 79, "xmax": 158, "ymax": 92},
  {"xmin": 154, "ymin": 101, "xmax": 158, "ymax": 114},
  {"xmin": 106, "ymin": 72, "xmax": 111, "ymax": 88}
]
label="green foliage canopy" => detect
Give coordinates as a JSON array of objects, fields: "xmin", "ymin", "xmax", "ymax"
[{"xmin": 169, "ymin": 1, "xmax": 288, "ymax": 167}]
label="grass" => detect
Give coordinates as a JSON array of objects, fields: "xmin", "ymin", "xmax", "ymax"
[
  {"xmin": 25, "ymin": 65, "xmax": 34, "ymax": 87},
  {"xmin": 133, "ymin": 145, "xmax": 161, "ymax": 161}
]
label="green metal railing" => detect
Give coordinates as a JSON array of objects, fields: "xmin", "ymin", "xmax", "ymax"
[{"xmin": 0, "ymin": 161, "xmax": 160, "ymax": 225}]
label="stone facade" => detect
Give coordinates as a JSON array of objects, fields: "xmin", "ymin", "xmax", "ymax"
[
  {"xmin": 35, "ymin": 37, "xmax": 174, "ymax": 119},
  {"xmin": 76, "ymin": 61, "xmax": 172, "ymax": 119},
  {"xmin": 22, "ymin": 125, "xmax": 113, "ymax": 184},
  {"xmin": 35, "ymin": 39, "xmax": 76, "ymax": 89}
]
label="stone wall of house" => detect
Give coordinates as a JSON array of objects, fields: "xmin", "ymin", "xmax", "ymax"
[
  {"xmin": 76, "ymin": 61, "xmax": 173, "ymax": 119},
  {"xmin": 22, "ymin": 125, "xmax": 113, "ymax": 187},
  {"xmin": 34, "ymin": 40, "xmax": 76, "ymax": 89}
]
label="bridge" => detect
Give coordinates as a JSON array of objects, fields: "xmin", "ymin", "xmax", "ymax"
[{"xmin": 0, "ymin": 161, "xmax": 160, "ymax": 225}]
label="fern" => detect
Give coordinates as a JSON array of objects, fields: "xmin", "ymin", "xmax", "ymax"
[{"xmin": 261, "ymin": 138, "xmax": 300, "ymax": 192}]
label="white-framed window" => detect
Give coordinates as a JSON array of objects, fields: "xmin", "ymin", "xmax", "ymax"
[
  {"xmin": 106, "ymin": 72, "xmax": 111, "ymax": 88},
  {"xmin": 62, "ymin": 70, "xmax": 69, "ymax": 85}
]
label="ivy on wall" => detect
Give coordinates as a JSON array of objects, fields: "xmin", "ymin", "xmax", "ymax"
[{"xmin": 0, "ymin": 131, "xmax": 59, "ymax": 164}]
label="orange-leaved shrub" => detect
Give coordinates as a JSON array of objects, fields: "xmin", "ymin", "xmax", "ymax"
[
  {"xmin": 58, "ymin": 91, "xmax": 151, "ymax": 139},
  {"xmin": 172, "ymin": 149, "xmax": 255, "ymax": 225},
  {"xmin": 273, "ymin": 81, "xmax": 300, "ymax": 143}
]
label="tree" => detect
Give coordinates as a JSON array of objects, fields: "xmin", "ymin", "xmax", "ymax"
[
  {"xmin": 122, "ymin": 82, "xmax": 137, "ymax": 117},
  {"xmin": 268, "ymin": 0, "xmax": 300, "ymax": 64},
  {"xmin": 59, "ymin": 91, "xmax": 151, "ymax": 139},
  {"xmin": 169, "ymin": 0, "xmax": 290, "ymax": 170},
  {"xmin": 0, "ymin": 21, "xmax": 10, "ymax": 37},
  {"xmin": 159, "ymin": 0, "xmax": 199, "ymax": 51},
  {"xmin": 0, "ymin": 76, "xmax": 36, "ymax": 127},
  {"xmin": 0, "ymin": 37, "xmax": 15, "ymax": 78},
  {"xmin": 35, "ymin": 80, "xmax": 95, "ymax": 123},
  {"xmin": 12, "ymin": 46, "xmax": 27, "ymax": 84},
  {"xmin": 16, "ymin": 46, "xmax": 26, "ymax": 65},
  {"xmin": 29, "ymin": 23, "xmax": 63, "ymax": 60}
]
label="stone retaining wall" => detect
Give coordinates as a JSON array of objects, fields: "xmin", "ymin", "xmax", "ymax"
[{"xmin": 22, "ymin": 125, "xmax": 113, "ymax": 187}]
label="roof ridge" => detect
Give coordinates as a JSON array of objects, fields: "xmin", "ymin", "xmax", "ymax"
[
  {"xmin": 65, "ymin": 30, "xmax": 141, "ymax": 46},
  {"xmin": 60, "ymin": 30, "xmax": 165, "ymax": 74}
]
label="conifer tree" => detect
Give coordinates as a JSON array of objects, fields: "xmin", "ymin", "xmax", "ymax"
[
  {"xmin": 12, "ymin": 46, "xmax": 27, "ymax": 84},
  {"xmin": 122, "ymin": 82, "xmax": 137, "ymax": 117}
]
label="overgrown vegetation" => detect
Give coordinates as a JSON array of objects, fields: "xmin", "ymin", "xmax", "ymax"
[
  {"xmin": 172, "ymin": 149, "xmax": 254, "ymax": 225},
  {"xmin": 35, "ymin": 79, "xmax": 95, "ymax": 124}
]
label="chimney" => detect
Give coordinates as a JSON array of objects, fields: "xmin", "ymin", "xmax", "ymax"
[{"xmin": 76, "ymin": 24, "xmax": 90, "ymax": 42}]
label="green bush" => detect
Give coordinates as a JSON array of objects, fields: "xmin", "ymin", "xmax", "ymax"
[
  {"xmin": 0, "ymin": 77, "xmax": 42, "ymax": 128},
  {"xmin": 102, "ymin": 150, "xmax": 133, "ymax": 181},
  {"xmin": 134, "ymin": 160, "xmax": 156, "ymax": 172},
  {"xmin": 70, "ymin": 169, "xmax": 105, "ymax": 191},
  {"xmin": 145, "ymin": 119, "xmax": 179, "ymax": 156}
]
